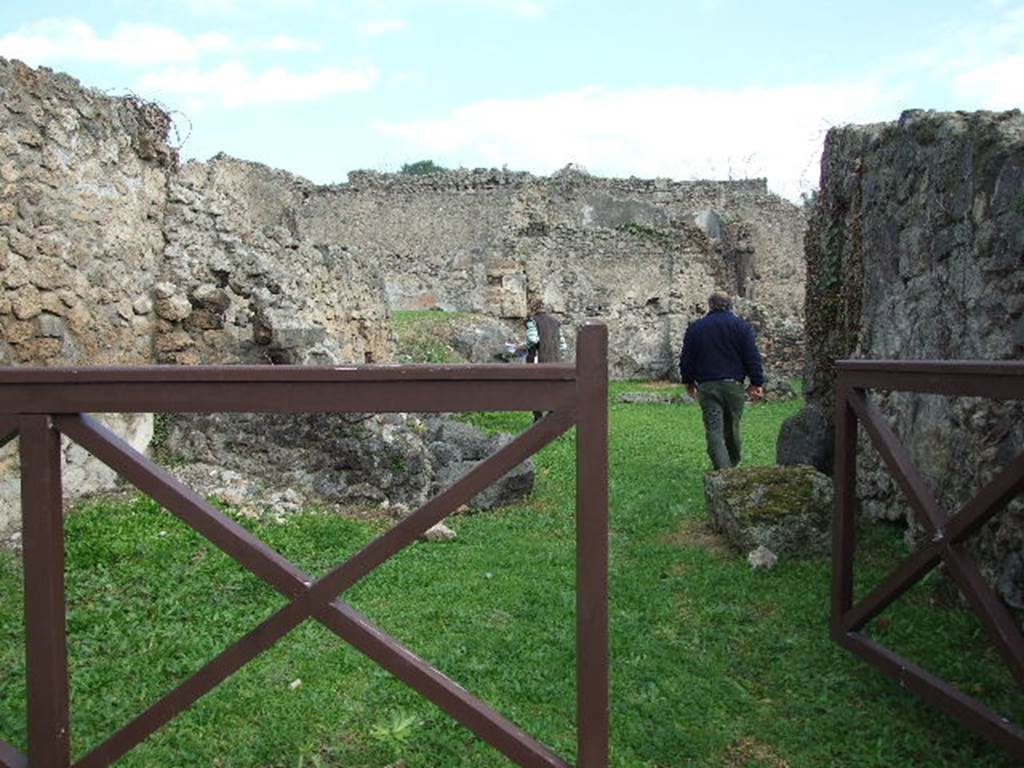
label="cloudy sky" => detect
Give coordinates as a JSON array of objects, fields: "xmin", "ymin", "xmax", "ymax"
[{"xmin": 1, "ymin": 0, "xmax": 1022, "ymax": 200}]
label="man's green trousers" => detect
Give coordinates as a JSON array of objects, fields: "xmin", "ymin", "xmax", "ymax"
[{"xmin": 696, "ymin": 379, "xmax": 746, "ymax": 469}]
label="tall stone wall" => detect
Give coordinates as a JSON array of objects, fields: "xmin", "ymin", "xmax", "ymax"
[
  {"xmin": 0, "ymin": 56, "xmax": 808, "ymax": 542},
  {"xmin": 0, "ymin": 58, "xmax": 394, "ymax": 543},
  {"xmin": 159, "ymin": 155, "xmax": 391, "ymax": 366},
  {"xmin": 302, "ymin": 168, "xmax": 807, "ymax": 379},
  {"xmin": 0, "ymin": 59, "xmax": 176, "ymax": 540},
  {"xmin": 0, "ymin": 59, "xmax": 172, "ymax": 367},
  {"xmin": 301, "ymin": 171, "xmax": 519, "ymax": 314},
  {"xmin": 779, "ymin": 109, "xmax": 1024, "ymax": 611}
]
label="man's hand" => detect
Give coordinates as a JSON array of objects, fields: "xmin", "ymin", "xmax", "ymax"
[
  {"xmin": 686, "ymin": 384, "xmax": 697, "ymax": 399},
  {"xmin": 747, "ymin": 385, "xmax": 764, "ymax": 401}
]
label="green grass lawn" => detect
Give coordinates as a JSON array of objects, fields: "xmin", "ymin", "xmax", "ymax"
[{"xmin": 0, "ymin": 386, "xmax": 1020, "ymax": 767}]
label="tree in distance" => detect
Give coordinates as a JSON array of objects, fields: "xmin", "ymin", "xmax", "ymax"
[{"xmin": 399, "ymin": 159, "xmax": 448, "ymax": 175}]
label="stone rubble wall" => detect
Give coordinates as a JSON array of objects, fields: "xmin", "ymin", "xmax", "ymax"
[
  {"xmin": 0, "ymin": 60, "xmax": 172, "ymax": 366},
  {"xmin": 0, "ymin": 58, "xmax": 395, "ymax": 543},
  {"xmin": 512, "ymin": 224, "xmax": 714, "ymax": 377},
  {"xmin": 0, "ymin": 59, "xmax": 174, "ymax": 541},
  {"xmin": 158, "ymin": 155, "xmax": 392, "ymax": 366},
  {"xmin": 0, "ymin": 56, "xmax": 808, "ymax": 542},
  {"xmin": 303, "ymin": 168, "xmax": 807, "ymax": 380},
  {"xmin": 778, "ymin": 109, "xmax": 1024, "ymax": 612}
]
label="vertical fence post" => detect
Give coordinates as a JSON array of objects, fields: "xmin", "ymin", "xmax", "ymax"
[
  {"xmin": 831, "ymin": 381, "xmax": 857, "ymax": 640},
  {"xmin": 575, "ymin": 322, "xmax": 609, "ymax": 768},
  {"xmin": 19, "ymin": 415, "xmax": 71, "ymax": 767}
]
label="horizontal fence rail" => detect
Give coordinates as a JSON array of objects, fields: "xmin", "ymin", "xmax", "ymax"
[
  {"xmin": 0, "ymin": 323, "xmax": 609, "ymax": 768},
  {"xmin": 832, "ymin": 359, "xmax": 1024, "ymax": 761}
]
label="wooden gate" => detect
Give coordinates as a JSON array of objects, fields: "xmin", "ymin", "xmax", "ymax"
[
  {"xmin": 0, "ymin": 323, "xmax": 609, "ymax": 768},
  {"xmin": 832, "ymin": 359, "xmax": 1024, "ymax": 760}
]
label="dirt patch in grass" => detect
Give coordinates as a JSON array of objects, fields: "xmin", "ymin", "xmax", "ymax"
[
  {"xmin": 723, "ymin": 736, "xmax": 789, "ymax": 767},
  {"xmin": 664, "ymin": 516, "xmax": 734, "ymax": 560},
  {"xmin": 748, "ymin": 600, "xmax": 781, "ymax": 623},
  {"xmin": 636, "ymin": 380, "xmax": 678, "ymax": 390}
]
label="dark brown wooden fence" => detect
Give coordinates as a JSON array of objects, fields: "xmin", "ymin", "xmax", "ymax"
[
  {"xmin": 832, "ymin": 359, "xmax": 1024, "ymax": 760},
  {"xmin": 0, "ymin": 322, "xmax": 609, "ymax": 768}
]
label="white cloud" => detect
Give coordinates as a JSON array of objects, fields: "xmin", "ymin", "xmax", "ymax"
[
  {"xmin": 262, "ymin": 34, "xmax": 321, "ymax": 52},
  {"xmin": 904, "ymin": 3, "xmax": 1024, "ymax": 107},
  {"xmin": 504, "ymin": 1, "xmax": 546, "ymax": 19},
  {"xmin": 952, "ymin": 53, "xmax": 1024, "ymax": 110},
  {"xmin": 376, "ymin": 82, "xmax": 898, "ymax": 200},
  {"xmin": 459, "ymin": 0, "xmax": 546, "ymax": 19},
  {"xmin": 172, "ymin": 0, "xmax": 316, "ymax": 15},
  {"xmin": 0, "ymin": 18, "xmax": 231, "ymax": 66},
  {"xmin": 360, "ymin": 19, "xmax": 409, "ymax": 36},
  {"xmin": 942, "ymin": 6, "xmax": 1024, "ymax": 110},
  {"xmin": 138, "ymin": 62, "xmax": 378, "ymax": 108},
  {"xmin": 0, "ymin": 18, "xmax": 323, "ymax": 67},
  {"xmin": 357, "ymin": 0, "xmax": 545, "ymax": 19}
]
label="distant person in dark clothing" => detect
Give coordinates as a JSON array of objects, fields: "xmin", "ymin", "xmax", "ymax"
[
  {"xmin": 524, "ymin": 301, "xmax": 568, "ymax": 421},
  {"xmin": 679, "ymin": 291, "xmax": 764, "ymax": 469}
]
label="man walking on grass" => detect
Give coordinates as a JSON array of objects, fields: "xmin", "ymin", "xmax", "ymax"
[{"xmin": 679, "ymin": 291, "xmax": 765, "ymax": 469}]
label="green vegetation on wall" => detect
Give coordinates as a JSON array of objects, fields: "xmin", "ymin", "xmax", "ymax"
[
  {"xmin": 399, "ymin": 160, "xmax": 449, "ymax": 176},
  {"xmin": 391, "ymin": 309, "xmax": 469, "ymax": 364},
  {"xmin": 615, "ymin": 221, "xmax": 672, "ymax": 243}
]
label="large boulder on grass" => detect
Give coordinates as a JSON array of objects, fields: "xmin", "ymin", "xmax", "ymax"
[
  {"xmin": 776, "ymin": 404, "xmax": 834, "ymax": 474},
  {"xmin": 703, "ymin": 464, "xmax": 833, "ymax": 559},
  {"xmin": 425, "ymin": 418, "xmax": 535, "ymax": 511}
]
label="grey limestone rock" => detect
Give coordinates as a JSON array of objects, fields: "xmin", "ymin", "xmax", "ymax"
[
  {"xmin": 421, "ymin": 522, "xmax": 457, "ymax": 542},
  {"xmin": 450, "ymin": 318, "xmax": 518, "ymax": 363},
  {"xmin": 616, "ymin": 391, "xmax": 676, "ymax": 404},
  {"xmin": 163, "ymin": 411, "xmax": 534, "ymax": 515},
  {"xmin": 747, "ymin": 545, "xmax": 779, "ymax": 570},
  {"xmin": 428, "ymin": 430, "xmax": 536, "ymax": 511},
  {"xmin": 704, "ymin": 464, "xmax": 832, "ymax": 559},
  {"xmin": 776, "ymin": 404, "xmax": 834, "ymax": 474}
]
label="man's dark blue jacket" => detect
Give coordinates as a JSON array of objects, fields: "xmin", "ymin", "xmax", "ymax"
[{"xmin": 678, "ymin": 309, "xmax": 764, "ymax": 386}]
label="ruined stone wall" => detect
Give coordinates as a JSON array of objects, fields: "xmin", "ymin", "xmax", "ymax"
[
  {"xmin": 301, "ymin": 168, "xmax": 806, "ymax": 379},
  {"xmin": 0, "ymin": 59, "xmax": 172, "ymax": 366},
  {"xmin": 0, "ymin": 56, "xmax": 808, "ymax": 542},
  {"xmin": 0, "ymin": 58, "xmax": 394, "ymax": 543},
  {"xmin": 0, "ymin": 58, "xmax": 175, "ymax": 541},
  {"xmin": 158, "ymin": 155, "xmax": 392, "ymax": 366},
  {"xmin": 512, "ymin": 224, "xmax": 715, "ymax": 377},
  {"xmin": 779, "ymin": 109, "xmax": 1024, "ymax": 611},
  {"xmin": 301, "ymin": 171, "xmax": 517, "ymax": 315}
]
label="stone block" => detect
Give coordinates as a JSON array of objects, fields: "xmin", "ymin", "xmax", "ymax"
[
  {"xmin": 499, "ymin": 274, "xmax": 528, "ymax": 319},
  {"xmin": 66, "ymin": 302, "xmax": 92, "ymax": 333},
  {"xmin": 36, "ymin": 313, "xmax": 64, "ymax": 338},
  {"xmin": 420, "ymin": 522, "xmax": 457, "ymax": 542},
  {"xmin": 704, "ymin": 464, "xmax": 832, "ymax": 559},
  {"xmin": 155, "ymin": 329, "xmax": 194, "ymax": 353},
  {"xmin": 14, "ymin": 337, "xmax": 61, "ymax": 361},
  {"xmin": 11, "ymin": 285, "xmax": 42, "ymax": 320},
  {"xmin": 155, "ymin": 292, "xmax": 192, "ymax": 322}
]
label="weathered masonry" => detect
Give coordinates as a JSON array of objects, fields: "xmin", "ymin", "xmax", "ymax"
[{"xmin": 0, "ymin": 55, "xmax": 806, "ymax": 539}]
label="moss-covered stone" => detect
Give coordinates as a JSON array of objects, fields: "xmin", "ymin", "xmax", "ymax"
[{"xmin": 703, "ymin": 464, "xmax": 832, "ymax": 559}]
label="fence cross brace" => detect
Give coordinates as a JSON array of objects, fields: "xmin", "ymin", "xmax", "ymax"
[
  {"xmin": 59, "ymin": 410, "xmax": 573, "ymax": 768},
  {"xmin": 0, "ymin": 323, "xmax": 609, "ymax": 768},
  {"xmin": 831, "ymin": 361, "xmax": 1024, "ymax": 762}
]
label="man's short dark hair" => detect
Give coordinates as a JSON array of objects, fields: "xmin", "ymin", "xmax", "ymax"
[{"xmin": 708, "ymin": 291, "xmax": 732, "ymax": 311}]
